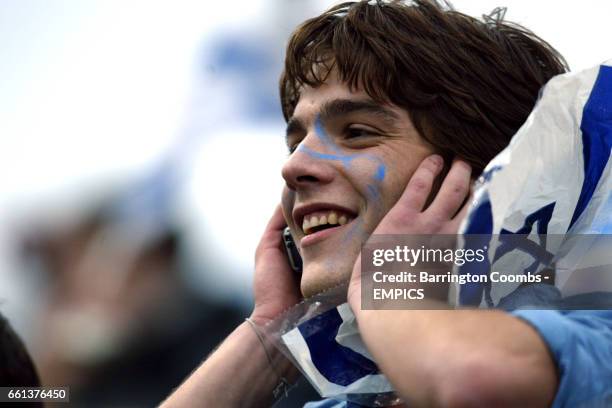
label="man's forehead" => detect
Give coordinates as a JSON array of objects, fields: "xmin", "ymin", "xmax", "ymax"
[{"xmin": 295, "ymin": 80, "xmax": 363, "ymax": 112}]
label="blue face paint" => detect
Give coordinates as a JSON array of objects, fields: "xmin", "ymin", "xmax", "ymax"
[
  {"xmin": 314, "ymin": 116, "xmax": 343, "ymax": 154},
  {"xmin": 296, "ymin": 114, "xmax": 391, "ymax": 250},
  {"xmin": 297, "ymin": 115, "xmax": 388, "ymax": 192},
  {"xmin": 374, "ymin": 164, "xmax": 386, "ymax": 182},
  {"xmin": 299, "ymin": 146, "xmax": 355, "ymax": 168},
  {"xmin": 366, "ymin": 184, "xmax": 380, "ymax": 200}
]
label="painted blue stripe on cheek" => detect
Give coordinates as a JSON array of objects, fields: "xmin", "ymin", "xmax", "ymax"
[
  {"xmin": 366, "ymin": 184, "xmax": 379, "ymax": 200},
  {"xmin": 374, "ymin": 164, "xmax": 386, "ymax": 181},
  {"xmin": 298, "ymin": 146, "xmax": 355, "ymax": 168},
  {"xmin": 304, "ymin": 115, "xmax": 389, "ymax": 240},
  {"xmin": 315, "ymin": 115, "xmax": 343, "ymax": 154}
]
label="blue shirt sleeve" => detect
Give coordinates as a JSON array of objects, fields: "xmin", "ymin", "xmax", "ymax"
[{"xmin": 512, "ymin": 310, "xmax": 612, "ymax": 407}]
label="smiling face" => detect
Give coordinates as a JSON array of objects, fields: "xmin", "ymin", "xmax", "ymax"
[{"xmin": 281, "ymin": 75, "xmax": 435, "ymax": 297}]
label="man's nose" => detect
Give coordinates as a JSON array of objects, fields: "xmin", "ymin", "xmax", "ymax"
[{"xmin": 281, "ymin": 133, "xmax": 336, "ymax": 191}]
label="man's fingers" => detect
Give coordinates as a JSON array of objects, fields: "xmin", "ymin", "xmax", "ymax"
[
  {"xmin": 454, "ymin": 189, "xmax": 473, "ymax": 221},
  {"xmin": 266, "ymin": 204, "xmax": 288, "ymax": 232},
  {"xmin": 428, "ymin": 159, "xmax": 472, "ymax": 219},
  {"xmin": 445, "ymin": 190, "xmax": 473, "ymax": 233},
  {"xmin": 399, "ymin": 154, "xmax": 444, "ymax": 212},
  {"xmin": 258, "ymin": 205, "xmax": 287, "ymax": 252}
]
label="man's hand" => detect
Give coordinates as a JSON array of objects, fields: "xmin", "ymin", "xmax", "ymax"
[
  {"xmin": 348, "ymin": 155, "xmax": 472, "ymax": 305},
  {"xmin": 346, "ymin": 155, "xmax": 557, "ymax": 408},
  {"xmin": 251, "ymin": 204, "xmax": 302, "ymax": 325},
  {"xmin": 162, "ymin": 205, "xmax": 302, "ymax": 408},
  {"xmin": 372, "ymin": 154, "xmax": 471, "ymax": 234}
]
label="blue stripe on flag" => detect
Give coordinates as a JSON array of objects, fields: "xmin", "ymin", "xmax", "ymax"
[
  {"xmin": 459, "ymin": 192, "xmax": 494, "ymax": 305},
  {"xmin": 570, "ymin": 65, "xmax": 612, "ymax": 229},
  {"xmin": 298, "ymin": 307, "xmax": 379, "ymax": 386}
]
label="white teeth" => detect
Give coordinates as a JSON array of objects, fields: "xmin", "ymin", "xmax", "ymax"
[
  {"xmin": 329, "ymin": 212, "xmax": 338, "ymax": 224},
  {"xmin": 309, "ymin": 216, "xmax": 319, "ymax": 227},
  {"xmin": 302, "ymin": 210, "xmax": 353, "ymax": 234},
  {"xmin": 303, "ymin": 218, "xmax": 310, "ymax": 232}
]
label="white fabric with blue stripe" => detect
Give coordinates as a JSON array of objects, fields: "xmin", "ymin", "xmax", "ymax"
[
  {"xmin": 455, "ymin": 59, "xmax": 612, "ymax": 308},
  {"xmin": 282, "ymin": 303, "xmax": 397, "ymax": 405}
]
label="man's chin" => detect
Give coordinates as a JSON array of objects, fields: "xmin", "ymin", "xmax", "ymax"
[{"xmin": 299, "ymin": 260, "xmax": 353, "ymax": 298}]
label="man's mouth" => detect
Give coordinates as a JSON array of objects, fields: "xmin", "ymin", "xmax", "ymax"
[{"xmin": 302, "ymin": 210, "xmax": 354, "ymax": 235}]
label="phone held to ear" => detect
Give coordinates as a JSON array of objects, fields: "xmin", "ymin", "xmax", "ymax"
[{"xmin": 282, "ymin": 227, "xmax": 302, "ymax": 275}]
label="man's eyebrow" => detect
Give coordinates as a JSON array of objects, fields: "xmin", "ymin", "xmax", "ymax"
[
  {"xmin": 320, "ymin": 98, "xmax": 401, "ymax": 125},
  {"xmin": 284, "ymin": 98, "xmax": 400, "ymax": 142}
]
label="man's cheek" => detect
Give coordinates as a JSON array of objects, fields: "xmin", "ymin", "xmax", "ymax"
[
  {"xmin": 383, "ymin": 165, "xmax": 415, "ymax": 207},
  {"xmin": 281, "ymin": 189, "xmax": 296, "ymax": 222},
  {"xmin": 347, "ymin": 156, "xmax": 387, "ymax": 202}
]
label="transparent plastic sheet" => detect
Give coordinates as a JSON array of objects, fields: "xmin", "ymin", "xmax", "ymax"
[{"xmin": 260, "ymin": 283, "xmax": 402, "ymax": 407}]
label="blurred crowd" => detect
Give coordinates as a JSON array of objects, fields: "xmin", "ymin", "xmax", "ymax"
[{"xmin": 0, "ymin": 0, "xmax": 326, "ymax": 405}]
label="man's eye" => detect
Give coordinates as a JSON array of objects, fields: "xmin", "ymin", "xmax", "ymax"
[{"xmin": 345, "ymin": 126, "xmax": 377, "ymax": 139}]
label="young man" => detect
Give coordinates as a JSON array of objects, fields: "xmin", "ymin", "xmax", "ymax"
[{"xmin": 163, "ymin": 1, "xmax": 610, "ymax": 406}]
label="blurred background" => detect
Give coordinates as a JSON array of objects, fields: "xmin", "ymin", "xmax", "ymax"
[{"xmin": 0, "ymin": 0, "xmax": 610, "ymax": 406}]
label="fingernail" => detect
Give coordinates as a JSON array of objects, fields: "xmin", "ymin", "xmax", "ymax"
[
  {"xmin": 454, "ymin": 159, "xmax": 472, "ymax": 170},
  {"xmin": 429, "ymin": 154, "xmax": 443, "ymax": 167}
]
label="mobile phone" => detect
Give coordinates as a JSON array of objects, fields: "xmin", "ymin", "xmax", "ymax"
[{"xmin": 282, "ymin": 227, "xmax": 302, "ymax": 275}]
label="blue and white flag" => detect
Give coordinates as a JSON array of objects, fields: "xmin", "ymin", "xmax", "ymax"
[
  {"xmin": 457, "ymin": 59, "xmax": 612, "ymax": 307},
  {"xmin": 282, "ymin": 303, "xmax": 398, "ymax": 404}
]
